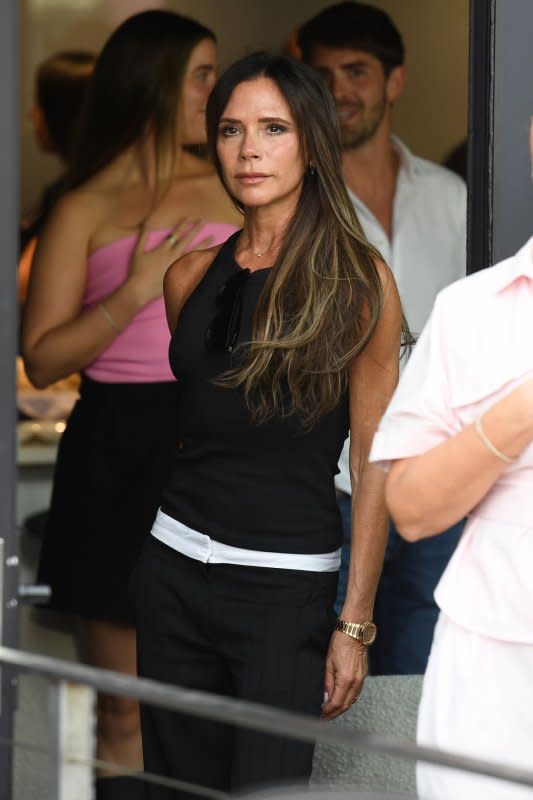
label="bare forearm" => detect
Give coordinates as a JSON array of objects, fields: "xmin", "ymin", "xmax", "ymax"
[
  {"xmin": 23, "ymin": 279, "xmax": 146, "ymax": 388},
  {"xmin": 341, "ymin": 464, "xmax": 389, "ymax": 620},
  {"xmin": 387, "ymin": 380, "xmax": 533, "ymax": 539},
  {"xmin": 340, "ymin": 259, "xmax": 401, "ymax": 621}
]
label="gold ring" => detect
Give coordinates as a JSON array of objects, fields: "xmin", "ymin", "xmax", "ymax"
[{"xmin": 168, "ymin": 234, "xmax": 177, "ymax": 245}]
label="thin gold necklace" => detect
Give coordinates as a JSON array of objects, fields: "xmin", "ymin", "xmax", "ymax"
[
  {"xmin": 238, "ymin": 241, "xmax": 275, "ymax": 258},
  {"xmin": 254, "ymin": 241, "xmax": 276, "ymax": 258}
]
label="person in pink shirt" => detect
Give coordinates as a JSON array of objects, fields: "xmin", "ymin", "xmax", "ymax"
[
  {"xmin": 22, "ymin": 11, "xmax": 240, "ymax": 800},
  {"xmin": 369, "ymin": 123, "xmax": 533, "ymax": 798}
]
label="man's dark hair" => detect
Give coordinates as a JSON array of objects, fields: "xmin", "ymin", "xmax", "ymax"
[{"xmin": 298, "ymin": 1, "xmax": 405, "ymax": 76}]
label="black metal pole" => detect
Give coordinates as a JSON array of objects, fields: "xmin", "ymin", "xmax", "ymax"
[{"xmin": 467, "ymin": 0, "xmax": 496, "ymax": 274}]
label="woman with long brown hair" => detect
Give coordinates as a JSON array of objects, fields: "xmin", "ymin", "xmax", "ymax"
[
  {"xmin": 134, "ymin": 52, "xmax": 403, "ymax": 798},
  {"xmin": 22, "ymin": 10, "xmax": 240, "ymax": 799}
]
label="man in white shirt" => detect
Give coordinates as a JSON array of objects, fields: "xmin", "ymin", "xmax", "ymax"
[{"xmin": 299, "ymin": 1, "xmax": 466, "ymax": 674}]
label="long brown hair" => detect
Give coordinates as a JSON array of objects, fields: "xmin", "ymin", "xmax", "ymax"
[
  {"xmin": 206, "ymin": 52, "xmax": 385, "ymax": 428},
  {"xmin": 67, "ymin": 10, "xmax": 214, "ymax": 191}
]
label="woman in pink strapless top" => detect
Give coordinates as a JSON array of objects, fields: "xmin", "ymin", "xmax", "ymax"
[{"xmin": 21, "ymin": 11, "xmax": 240, "ymax": 798}]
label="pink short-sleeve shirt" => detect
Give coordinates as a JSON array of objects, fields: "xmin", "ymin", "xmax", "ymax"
[{"xmin": 369, "ymin": 237, "xmax": 533, "ymax": 643}]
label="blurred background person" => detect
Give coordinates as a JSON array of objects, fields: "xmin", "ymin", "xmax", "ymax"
[
  {"xmin": 298, "ymin": 0, "xmax": 466, "ymax": 675},
  {"xmin": 21, "ymin": 10, "xmax": 240, "ymax": 799},
  {"xmin": 369, "ymin": 117, "xmax": 533, "ymax": 800},
  {"xmin": 17, "ymin": 52, "xmax": 95, "ymax": 539},
  {"xmin": 19, "ymin": 50, "xmax": 96, "ymax": 304},
  {"xmin": 135, "ymin": 51, "xmax": 403, "ymax": 798},
  {"xmin": 22, "ymin": 49, "xmax": 96, "ymax": 243}
]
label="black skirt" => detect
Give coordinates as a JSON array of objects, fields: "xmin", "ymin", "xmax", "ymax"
[{"xmin": 37, "ymin": 375, "xmax": 180, "ymax": 624}]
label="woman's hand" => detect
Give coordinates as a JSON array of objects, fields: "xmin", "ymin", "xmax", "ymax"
[
  {"xmin": 126, "ymin": 218, "xmax": 214, "ymax": 305},
  {"xmin": 321, "ymin": 631, "xmax": 368, "ymax": 720}
]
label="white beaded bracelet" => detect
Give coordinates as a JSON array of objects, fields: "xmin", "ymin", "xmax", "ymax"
[{"xmin": 474, "ymin": 417, "xmax": 516, "ymax": 464}]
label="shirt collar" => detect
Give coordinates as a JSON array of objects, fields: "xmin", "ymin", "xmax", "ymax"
[
  {"xmin": 490, "ymin": 236, "xmax": 533, "ymax": 293},
  {"xmin": 391, "ymin": 135, "xmax": 416, "ymax": 180},
  {"xmin": 345, "ymin": 136, "xmax": 415, "ymax": 213}
]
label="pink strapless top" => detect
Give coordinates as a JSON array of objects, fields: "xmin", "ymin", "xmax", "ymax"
[{"xmin": 83, "ymin": 223, "xmax": 239, "ymax": 383}]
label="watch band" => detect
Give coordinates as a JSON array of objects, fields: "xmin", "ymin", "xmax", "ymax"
[{"xmin": 335, "ymin": 618, "xmax": 377, "ymax": 645}]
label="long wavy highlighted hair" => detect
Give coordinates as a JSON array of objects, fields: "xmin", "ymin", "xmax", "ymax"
[{"xmin": 206, "ymin": 52, "xmax": 385, "ymax": 428}]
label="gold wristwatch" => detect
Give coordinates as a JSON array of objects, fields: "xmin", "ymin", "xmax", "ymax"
[{"xmin": 335, "ymin": 618, "xmax": 377, "ymax": 646}]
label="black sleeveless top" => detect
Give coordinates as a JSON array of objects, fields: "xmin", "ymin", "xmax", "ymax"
[{"xmin": 160, "ymin": 231, "xmax": 350, "ymax": 554}]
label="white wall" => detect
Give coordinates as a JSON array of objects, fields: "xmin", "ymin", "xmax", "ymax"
[
  {"xmin": 378, "ymin": 0, "xmax": 469, "ymax": 165},
  {"xmin": 21, "ymin": 0, "xmax": 468, "ymax": 214}
]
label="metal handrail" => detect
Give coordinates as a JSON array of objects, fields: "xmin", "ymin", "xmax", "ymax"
[
  {"xmin": 0, "ymin": 733, "xmax": 229, "ymax": 800},
  {"xmin": 2, "ymin": 644, "xmax": 533, "ymax": 790}
]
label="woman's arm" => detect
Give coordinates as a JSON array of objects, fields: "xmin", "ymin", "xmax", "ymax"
[
  {"xmin": 23, "ymin": 194, "xmax": 127, "ymax": 387},
  {"xmin": 387, "ymin": 376, "xmax": 533, "ymax": 541},
  {"xmin": 322, "ymin": 262, "xmax": 403, "ymax": 720},
  {"xmin": 22, "ymin": 194, "xmax": 202, "ymax": 388},
  {"xmin": 18, "ymin": 237, "xmax": 38, "ymax": 305}
]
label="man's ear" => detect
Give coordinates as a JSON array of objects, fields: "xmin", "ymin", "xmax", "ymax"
[{"xmin": 386, "ymin": 65, "xmax": 406, "ymax": 105}]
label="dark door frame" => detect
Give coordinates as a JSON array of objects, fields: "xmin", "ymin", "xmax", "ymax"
[
  {"xmin": 468, "ymin": 0, "xmax": 533, "ymax": 272},
  {"xmin": 0, "ymin": 1, "xmax": 20, "ymax": 798},
  {"xmin": 467, "ymin": 0, "xmax": 495, "ymax": 273}
]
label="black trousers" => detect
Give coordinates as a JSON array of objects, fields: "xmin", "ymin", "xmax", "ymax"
[{"xmin": 134, "ymin": 536, "xmax": 337, "ymax": 799}]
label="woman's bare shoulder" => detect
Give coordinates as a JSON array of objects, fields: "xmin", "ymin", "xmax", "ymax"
[
  {"xmin": 164, "ymin": 243, "xmax": 224, "ymax": 330},
  {"xmin": 176, "ymin": 156, "xmax": 242, "ymax": 224},
  {"xmin": 369, "ymin": 257, "xmax": 401, "ymax": 314},
  {"xmin": 58, "ymin": 171, "xmax": 123, "ymax": 219},
  {"xmin": 38, "ymin": 185, "xmax": 105, "ymax": 245},
  {"xmin": 373, "ymin": 257, "xmax": 394, "ymax": 291},
  {"xmin": 165, "ymin": 243, "xmax": 223, "ymax": 298}
]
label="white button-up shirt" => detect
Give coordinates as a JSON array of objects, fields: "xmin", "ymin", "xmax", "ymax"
[
  {"xmin": 337, "ymin": 137, "xmax": 467, "ymax": 494},
  {"xmin": 369, "ymin": 237, "xmax": 533, "ymax": 640}
]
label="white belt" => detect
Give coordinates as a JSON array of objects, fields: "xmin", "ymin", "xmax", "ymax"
[{"xmin": 151, "ymin": 508, "xmax": 341, "ymax": 572}]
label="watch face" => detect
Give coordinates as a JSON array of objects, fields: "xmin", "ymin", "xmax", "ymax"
[{"xmin": 361, "ymin": 622, "xmax": 377, "ymax": 645}]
